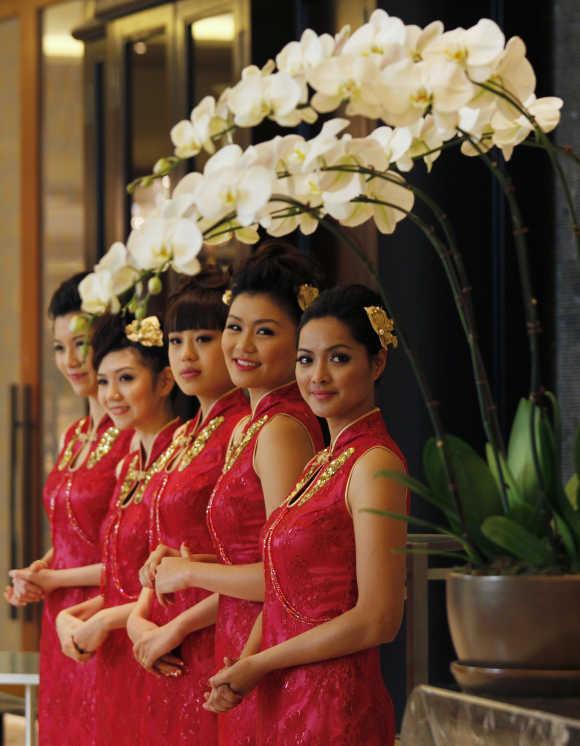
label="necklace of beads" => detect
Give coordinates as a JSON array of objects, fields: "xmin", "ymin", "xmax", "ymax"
[
  {"xmin": 57, "ymin": 417, "xmax": 121, "ymax": 472},
  {"xmin": 222, "ymin": 414, "xmax": 269, "ymax": 473}
]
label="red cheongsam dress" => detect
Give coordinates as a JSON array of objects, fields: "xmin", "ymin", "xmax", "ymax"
[
  {"xmin": 207, "ymin": 381, "xmax": 324, "ymax": 746},
  {"xmin": 140, "ymin": 389, "xmax": 249, "ymax": 745},
  {"xmin": 258, "ymin": 409, "xmax": 407, "ymax": 746},
  {"xmin": 40, "ymin": 415, "xmax": 133, "ymax": 746},
  {"xmin": 96, "ymin": 419, "xmax": 180, "ymax": 746}
]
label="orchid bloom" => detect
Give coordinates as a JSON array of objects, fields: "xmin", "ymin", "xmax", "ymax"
[
  {"xmin": 79, "ymin": 271, "xmax": 121, "ymax": 315},
  {"xmin": 227, "ymin": 65, "xmax": 303, "ymax": 128},
  {"xmin": 127, "ymin": 216, "xmax": 202, "ymax": 276}
]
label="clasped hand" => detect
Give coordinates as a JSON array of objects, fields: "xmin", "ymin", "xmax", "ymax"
[
  {"xmin": 203, "ymin": 656, "xmax": 265, "ymax": 714},
  {"xmin": 4, "ymin": 560, "xmax": 50, "ymax": 606}
]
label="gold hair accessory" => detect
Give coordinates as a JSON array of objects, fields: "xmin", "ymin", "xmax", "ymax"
[
  {"xmin": 364, "ymin": 306, "xmax": 398, "ymax": 350},
  {"xmin": 222, "ymin": 289, "xmax": 233, "ymax": 306},
  {"xmin": 297, "ymin": 284, "xmax": 319, "ymax": 311},
  {"xmin": 125, "ymin": 316, "xmax": 164, "ymax": 347}
]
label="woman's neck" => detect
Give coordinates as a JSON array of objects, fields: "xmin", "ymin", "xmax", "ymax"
[
  {"xmin": 249, "ymin": 378, "xmax": 294, "ymax": 414},
  {"xmin": 197, "ymin": 387, "xmax": 234, "ymax": 421},
  {"xmin": 327, "ymin": 399, "xmax": 377, "ymax": 447},
  {"xmin": 88, "ymin": 396, "xmax": 105, "ymax": 428},
  {"xmin": 135, "ymin": 406, "xmax": 175, "ymax": 462}
]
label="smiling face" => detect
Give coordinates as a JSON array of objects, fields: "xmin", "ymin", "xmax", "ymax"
[
  {"xmin": 97, "ymin": 347, "xmax": 173, "ymax": 431},
  {"xmin": 168, "ymin": 328, "xmax": 233, "ymax": 400},
  {"xmin": 221, "ymin": 292, "xmax": 298, "ymax": 396},
  {"xmin": 296, "ymin": 316, "xmax": 386, "ymax": 429},
  {"xmin": 53, "ymin": 312, "xmax": 97, "ymax": 398}
]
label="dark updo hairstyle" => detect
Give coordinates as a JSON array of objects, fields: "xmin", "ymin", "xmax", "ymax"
[
  {"xmin": 165, "ymin": 266, "xmax": 231, "ymax": 333},
  {"xmin": 299, "ymin": 284, "xmax": 386, "ymax": 358},
  {"xmin": 92, "ymin": 313, "xmax": 169, "ymax": 377},
  {"xmin": 228, "ymin": 240, "xmax": 323, "ymax": 325},
  {"xmin": 48, "ymin": 271, "xmax": 90, "ymax": 319}
]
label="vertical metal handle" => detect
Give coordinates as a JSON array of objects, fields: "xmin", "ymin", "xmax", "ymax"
[
  {"xmin": 21, "ymin": 384, "xmax": 35, "ymax": 623},
  {"xmin": 8, "ymin": 383, "xmax": 19, "ymax": 620}
]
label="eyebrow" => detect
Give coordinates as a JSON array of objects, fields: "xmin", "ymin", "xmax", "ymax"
[
  {"xmin": 97, "ymin": 366, "xmax": 137, "ymax": 376},
  {"xmin": 297, "ymin": 343, "xmax": 355, "ymax": 353},
  {"xmin": 228, "ymin": 315, "xmax": 281, "ymax": 326}
]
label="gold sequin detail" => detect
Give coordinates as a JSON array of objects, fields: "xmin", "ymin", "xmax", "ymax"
[
  {"xmin": 177, "ymin": 416, "xmax": 225, "ymax": 471},
  {"xmin": 288, "ymin": 447, "xmax": 355, "ymax": 508},
  {"xmin": 117, "ymin": 436, "xmax": 183, "ymax": 508},
  {"xmin": 57, "ymin": 418, "xmax": 90, "ymax": 471},
  {"xmin": 222, "ymin": 415, "xmax": 269, "ymax": 473},
  {"xmin": 86, "ymin": 426, "xmax": 122, "ymax": 469}
]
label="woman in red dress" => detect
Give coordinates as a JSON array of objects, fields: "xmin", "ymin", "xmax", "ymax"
[
  {"xmin": 55, "ymin": 312, "xmax": 179, "ymax": 746},
  {"xmin": 4, "ymin": 273, "xmax": 133, "ymax": 746},
  {"xmin": 207, "ymin": 285, "xmax": 408, "ymax": 746},
  {"xmin": 154, "ymin": 243, "xmax": 325, "ymax": 746},
  {"xmin": 126, "ymin": 269, "xmax": 249, "ymax": 745}
]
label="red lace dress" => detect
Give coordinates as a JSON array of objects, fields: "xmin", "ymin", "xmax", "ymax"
[
  {"xmin": 141, "ymin": 389, "xmax": 249, "ymax": 745},
  {"xmin": 39, "ymin": 415, "xmax": 132, "ymax": 746},
  {"xmin": 95, "ymin": 419, "xmax": 180, "ymax": 746},
  {"xmin": 207, "ymin": 382, "xmax": 324, "ymax": 746},
  {"xmin": 258, "ymin": 409, "xmax": 406, "ymax": 746}
]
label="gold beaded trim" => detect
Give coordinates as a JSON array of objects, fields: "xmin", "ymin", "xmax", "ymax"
[
  {"xmin": 117, "ymin": 435, "xmax": 183, "ymax": 508},
  {"xmin": 287, "ymin": 447, "xmax": 355, "ymax": 508},
  {"xmin": 86, "ymin": 426, "xmax": 122, "ymax": 469},
  {"xmin": 57, "ymin": 418, "xmax": 90, "ymax": 471},
  {"xmin": 177, "ymin": 416, "xmax": 225, "ymax": 471},
  {"xmin": 222, "ymin": 414, "xmax": 269, "ymax": 473}
]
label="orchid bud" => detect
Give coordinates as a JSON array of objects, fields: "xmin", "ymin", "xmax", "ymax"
[{"xmin": 148, "ymin": 276, "xmax": 163, "ymax": 295}]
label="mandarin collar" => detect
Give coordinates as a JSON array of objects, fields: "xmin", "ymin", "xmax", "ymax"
[
  {"xmin": 251, "ymin": 380, "xmax": 299, "ymax": 420},
  {"xmin": 330, "ymin": 408, "xmax": 383, "ymax": 455}
]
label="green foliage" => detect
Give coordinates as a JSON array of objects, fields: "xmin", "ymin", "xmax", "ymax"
[{"xmin": 378, "ymin": 394, "xmax": 580, "ymax": 574}]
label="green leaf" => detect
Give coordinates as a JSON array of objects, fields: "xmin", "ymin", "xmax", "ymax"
[
  {"xmin": 376, "ymin": 469, "xmax": 461, "ymax": 531},
  {"xmin": 482, "ymin": 516, "xmax": 556, "ymax": 568},
  {"xmin": 553, "ymin": 510, "xmax": 579, "ymax": 568},
  {"xmin": 507, "ymin": 398, "xmax": 550, "ymax": 508},
  {"xmin": 575, "ymin": 426, "xmax": 580, "ymax": 478},
  {"xmin": 423, "ymin": 435, "xmax": 503, "ymax": 558},
  {"xmin": 485, "ymin": 443, "xmax": 526, "ymax": 512},
  {"xmin": 565, "ymin": 474, "xmax": 579, "ymax": 509}
]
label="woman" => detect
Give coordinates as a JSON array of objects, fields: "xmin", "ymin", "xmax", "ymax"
[
  {"xmin": 4, "ymin": 273, "xmax": 133, "ymax": 746},
  {"xmin": 126, "ymin": 269, "xmax": 249, "ymax": 745},
  {"xmin": 55, "ymin": 312, "xmax": 178, "ymax": 746},
  {"xmin": 153, "ymin": 243, "xmax": 325, "ymax": 746},
  {"xmin": 206, "ymin": 285, "xmax": 408, "ymax": 746}
]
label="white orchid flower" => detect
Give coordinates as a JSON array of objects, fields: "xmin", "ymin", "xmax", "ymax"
[
  {"xmin": 423, "ymin": 18, "xmax": 505, "ymax": 83},
  {"xmin": 458, "ymin": 105, "xmax": 495, "ymax": 156},
  {"xmin": 94, "ymin": 242, "xmax": 139, "ymax": 296},
  {"xmin": 341, "ymin": 9, "xmax": 406, "ymax": 66},
  {"xmin": 277, "ymin": 119, "xmax": 350, "ymax": 174},
  {"xmin": 477, "ymin": 36, "xmax": 536, "ymax": 118},
  {"xmin": 381, "ymin": 58, "xmax": 474, "ymax": 126},
  {"xmin": 170, "ymin": 96, "xmax": 226, "ymax": 158},
  {"xmin": 79, "ymin": 271, "xmax": 120, "ymax": 315},
  {"xmin": 370, "ymin": 126, "xmax": 413, "ymax": 166},
  {"xmin": 127, "ymin": 216, "xmax": 202, "ymax": 275},
  {"xmin": 227, "ymin": 67, "xmax": 303, "ymax": 127},
  {"xmin": 326, "ymin": 170, "xmax": 414, "ymax": 234},
  {"xmin": 276, "ymin": 29, "xmax": 335, "ymax": 78},
  {"xmin": 196, "ymin": 144, "xmax": 274, "ymax": 227},
  {"xmin": 490, "ymin": 95, "xmax": 563, "ymax": 160},
  {"xmin": 404, "ymin": 21, "xmax": 444, "ymax": 62},
  {"xmin": 396, "ymin": 116, "xmax": 444, "ymax": 172},
  {"xmin": 309, "ymin": 55, "xmax": 385, "ymax": 118}
]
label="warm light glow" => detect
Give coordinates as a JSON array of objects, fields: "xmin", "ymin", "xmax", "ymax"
[
  {"xmin": 42, "ymin": 33, "xmax": 84, "ymax": 58},
  {"xmin": 191, "ymin": 14, "xmax": 234, "ymax": 43}
]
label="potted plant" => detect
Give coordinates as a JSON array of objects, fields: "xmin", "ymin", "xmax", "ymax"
[{"xmin": 78, "ymin": 9, "xmax": 580, "ymax": 697}]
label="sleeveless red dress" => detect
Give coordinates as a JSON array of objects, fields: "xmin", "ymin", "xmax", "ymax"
[
  {"xmin": 258, "ymin": 409, "xmax": 406, "ymax": 746},
  {"xmin": 96, "ymin": 419, "xmax": 180, "ymax": 746},
  {"xmin": 141, "ymin": 389, "xmax": 249, "ymax": 746},
  {"xmin": 40, "ymin": 415, "xmax": 132, "ymax": 746},
  {"xmin": 207, "ymin": 382, "xmax": 324, "ymax": 746}
]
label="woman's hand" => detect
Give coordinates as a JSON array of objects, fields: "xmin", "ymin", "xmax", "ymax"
[
  {"xmin": 126, "ymin": 610, "xmax": 158, "ymax": 645},
  {"xmin": 139, "ymin": 544, "xmax": 179, "ymax": 589},
  {"xmin": 5, "ymin": 559, "xmax": 49, "ymax": 606},
  {"xmin": 204, "ymin": 655, "xmax": 267, "ymax": 712},
  {"xmin": 56, "ymin": 611, "xmax": 92, "ymax": 663},
  {"xmin": 71, "ymin": 610, "xmax": 111, "ymax": 654},
  {"xmin": 9, "ymin": 567, "xmax": 59, "ymax": 595},
  {"xmin": 154, "ymin": 556, "xmax": 194, "ymax": 603},
  {"xmin": 132, "ymin": 622, "xmax": 184, "ymax": 677}
]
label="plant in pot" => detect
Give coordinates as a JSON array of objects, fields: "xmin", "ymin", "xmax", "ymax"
[{"xmin": 77, "ymin": 9, "xmax": 579, "ymax": 698}]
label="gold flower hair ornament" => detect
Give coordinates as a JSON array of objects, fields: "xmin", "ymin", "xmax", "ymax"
[
  {"xmin": 222, "ymin": 289, "xmax": 233, "ymax": 306},
  {"xmin": 125, "ymin": 316, "xmax": 164, "ymax": 347},
  {"xmin": 364, "ymin": 306, "xmax": 398, "ymax": 350},
  {"xmin": 297, "ymin": 284, "xmax": 319, "ymax": 311}
]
